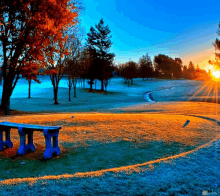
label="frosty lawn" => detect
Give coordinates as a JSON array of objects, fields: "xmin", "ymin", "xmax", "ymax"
[
  {"xmin": 0, "ymin": 112, "xmax": 219, "ymax": 183},
  {"xmin": 0, "ymin": 78, "xmax": 220, "ymax": 195}
]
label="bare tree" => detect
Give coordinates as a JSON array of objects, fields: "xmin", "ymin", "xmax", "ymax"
[{"xmin": 80, "ymin": 47, "xmax": 97, "ymax": 92}]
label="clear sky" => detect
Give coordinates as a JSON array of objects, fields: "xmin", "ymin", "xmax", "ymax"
[{"xmin": 79, "ymin": 0, "xmax": 220, "ymax": 71}]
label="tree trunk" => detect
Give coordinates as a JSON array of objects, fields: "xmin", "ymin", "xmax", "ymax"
[
  {"xmin": 1, "ymin": 95, "xmax": 10, "ymax": 115},
  {"xmin": 104, "ymin": 81, "xmax": 108, "ymax": 93},
  {"xmin": 54, "ymin": 87, "xmax": 59, "ymax": 104},
  {"xmin": 1, "ymin": 84, "xmax": 11, "ymax": 115},
  {"xmin": 101, "ymin": 79, "xmax": 104, "ymax": 91},
  {"xmin": 83, "ymin": 78, "xmax": 85, "ymax": 88},
  {"xmin": 28, "ymin": 79, "xmax": 31, "ymax": 98},
  {"xmin": 68, "ymin": 78, "xmax": 72, "ymax": 101},
  {"xmin": 74, "ymin": 85, "xmax": 76, "ymax": 98},
  {"xmin": 69, "ymin": 86, "xmax": 71, "ymax": 101},
  {"xmin": 89, "ymin": 79, "xmax": 93, "ymax": 92}
]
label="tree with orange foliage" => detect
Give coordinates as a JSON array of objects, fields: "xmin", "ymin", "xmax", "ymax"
[
  {"xmin": 21, "ymin": 59, "xmax": 41, "ymax": 98},
  {"xmin": 0, "ymin": 0, "xmax": 78, "ymax": 114},
  {"xmin": 44, "ymin": 3, "xmax": 82, "ymax": 104},
  {"xmin": 44, "ymin": 38, "xmax": 69, "ymax": 104}
]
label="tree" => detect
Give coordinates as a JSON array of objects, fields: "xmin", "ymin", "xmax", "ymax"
[
  {"xmin": 119, "ymin": 61, "xmax": 138, "ymax": 87},
  {"xmin": 65, "ymin": 36, "xmax": 82, "ymax": 100},
  {"xmin": 138, "ymin": 54, "xmax": 154, "ymax": 80},
  {"xmin": 154, "ymin": 54, "xmax": 173, "ymax": 78},
  {"xmin": 80, "ymin": 47, "xmax": 97, "ymax": 92},
  {"xmin": 103, "ymin": 63, "xmax": 115, "ymax": 92},
  {"xmin": 44, "ymin": 37, "xmax": 69, "ymax": 104},
  {"xmin": 44, "ymin": 2, "xmax": 81, "ymax": 104},
  {"xmin": 86, "ymin": 19, "xmax": 115, "ymax": 91},
  {"xmin": 23, "ymin": 64, "xmax": 40, "ymax": 99},
  {"xmin": 0, "ymin": 0, "xmax": 78, "ymax": 114},
  {"xmin": 187, "ymin": 61, "xmax": 196, "ymax": 79},
  {"xmin": 182, "ymin": 65, "xmax": 188, "ymax": 79},
  {"xmin": 174, "ymin": 58, "xmax": 183, "ymax": 79},
  {"xmin": 209, "ymin": 22, "xmax": 220, "ymax": 70},
  {"xmin": 154, "ymin": 54, "xmax": 183, "ymax": 79}
]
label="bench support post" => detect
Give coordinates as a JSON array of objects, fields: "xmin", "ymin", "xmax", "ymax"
[
  {"xmin": 17, "ymin": 127, "xmax": 35, "ymax": 155},
  {"xmin": 43, "ymin": 129, "xmax": 60, "ymax": 159},
  {"xmin": 0, "ymin": 127, "xmax": 13, "ymax": 151}
]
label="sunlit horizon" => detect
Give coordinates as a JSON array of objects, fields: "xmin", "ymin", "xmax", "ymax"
[{"xmin": 212, "ymin": 70, "xmax": 220, "ymax": 80}]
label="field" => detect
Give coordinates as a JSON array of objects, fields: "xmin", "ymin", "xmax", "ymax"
[{"xmin": 0, "ymin": 78, "xmax": 220, "ymax": 195}]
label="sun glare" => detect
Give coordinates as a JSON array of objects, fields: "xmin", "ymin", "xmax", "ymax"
[{"xmin": 212, "ymin": 70, "xmax": 220, "ymax": 79}]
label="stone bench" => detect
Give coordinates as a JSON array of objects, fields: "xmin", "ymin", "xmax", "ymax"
[{"xmin": 0, "ymin": 121, "xmax": 62, "ymax": 159}]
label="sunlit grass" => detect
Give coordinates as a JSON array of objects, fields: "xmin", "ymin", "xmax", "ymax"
[
  {"xmin": 0, "ymin": 109, "xmax": 219, "ymax": 185},
  {"xmin": 188, "ymin": 80, "xmax": 212, "ymax": 101},
  {"xmin": 1, "ymin": 113, "xmax": 217, "ymax": 147},
  {"xmin": 187, "ymin": 80, "xmax": 220, "ymax": 105}
]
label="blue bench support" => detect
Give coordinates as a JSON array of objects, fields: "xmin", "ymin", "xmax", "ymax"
[
  {"xmin": 17, "ymin": 127, "xmax": 36, "ymax": 155},
  {"xmin": 0, "ymin": 121, "xmax": 61, "ymax": 159},
  {"xmin": 43, "ymin": 129, "xmax": 60, "ymax": 159},
  {"xmin": 0, "ymin": 127, "xmax": 13, "ymax": 151}
]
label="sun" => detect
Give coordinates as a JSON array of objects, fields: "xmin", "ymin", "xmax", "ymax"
[{"xmin": 212, "ymin": 70, "xmax": 220, "ymax": 79}]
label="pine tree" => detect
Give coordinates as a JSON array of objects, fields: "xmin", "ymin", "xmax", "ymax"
[
  {"xmin": 209, "ymin": 22, "xmax": 220, "ymax": 70},
  {"xmin": 138, "ymin": 54, "xmax": 154, "ymax": 80},
  {"xmin": 86, "ymin": 19, "xmax": 115, "ymax": 91}
]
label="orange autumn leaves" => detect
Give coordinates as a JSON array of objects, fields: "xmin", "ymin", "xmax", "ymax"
[{"xmin": 0, "ymin": 0, "xmax": 78, "ymax": 81}]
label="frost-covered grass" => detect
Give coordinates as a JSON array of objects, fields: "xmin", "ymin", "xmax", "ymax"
[
  {"xmin": 0, "ymin": 138, "xmax": 220, "ymax": 196},
  {"xmin": 0, "ymin": 78, "xmax": 220, "ymax": 195},
  {"xmin": 0, "ymin": 76, "xmax": 210, "ymax": 113},
  {"xmin": 1, "ymin": 112, "xmax": 218, "ymax": 181}
]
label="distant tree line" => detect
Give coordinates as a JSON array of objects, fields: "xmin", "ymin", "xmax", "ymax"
[{"xmin": 115, "ymin": 54, "xmax": 210, "ymax": 86}]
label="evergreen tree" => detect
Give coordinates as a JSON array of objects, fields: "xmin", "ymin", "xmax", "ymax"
[
  {"xmin": 154, "ymin": 54, "xmax": 173, "ymax": 78},
  {"xmin": 86, "ymin": 19, "xmax": 115, "ymax": 91},
  {"xmin": 138, "ymin": 54, "xmax": 154, "ymax": 80},
  {"xmin": 209, "ymin": 22, "xmax": 220, "ymax": 70},
  {"xmin": 174, "ymin": 58, "xmax": 183, "ymax": 79},
  {"xmin": 187, "ymin": 61, "xmax": 196, "ymax": 79}
]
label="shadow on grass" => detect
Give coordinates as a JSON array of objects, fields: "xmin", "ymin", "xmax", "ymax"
[{"xmin": 0, "ymin": 140, "xmax": 196, "ymax": 180}]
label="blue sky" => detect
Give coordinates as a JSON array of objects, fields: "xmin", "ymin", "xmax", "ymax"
[{"xmin": 79, "ymin": 0, "xmax": 220, "ymax": 70}]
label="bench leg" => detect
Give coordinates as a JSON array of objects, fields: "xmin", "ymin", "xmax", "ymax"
[
  {"xmin": 43, "ymin": 129, "xmax": 60, "ymax": 159},
  {"xmin": 0, "ymin": 128, "xmax": 13, "ymax": 151},
  {"xmin": 17, "ymin": 128, "xmax": 35, "ymax": 155}
]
